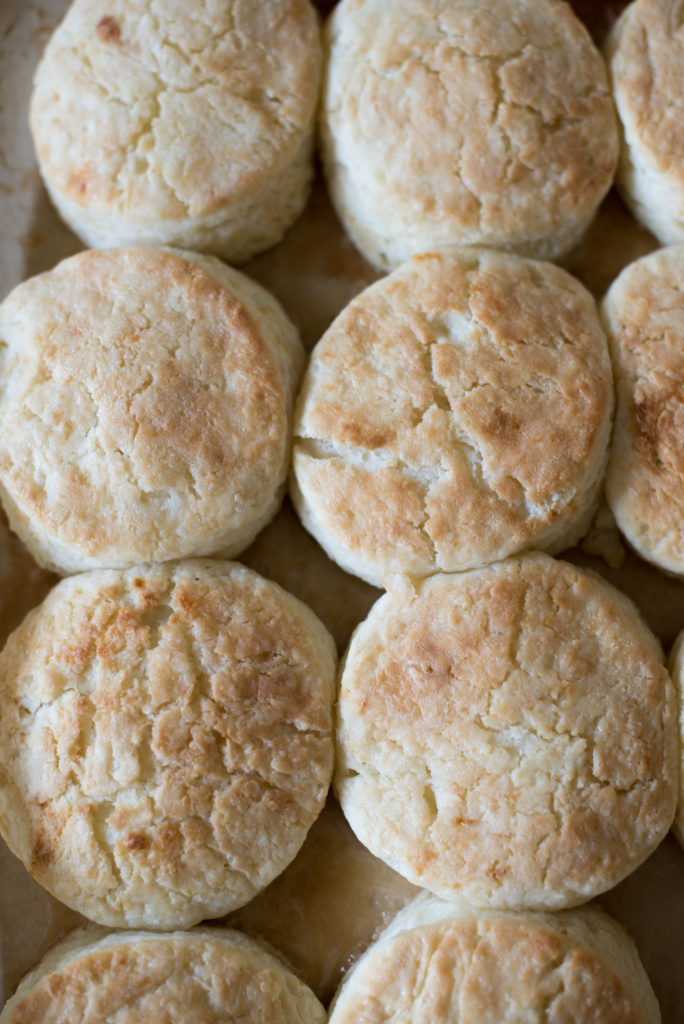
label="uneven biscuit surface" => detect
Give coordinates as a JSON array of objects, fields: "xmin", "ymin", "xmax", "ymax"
[
  {"xmin": 0, "ymin": 926, "xmax": 326, "ymax": 1023},
  {"xmin": 335, "ymin": 553, "xmax": 676, "ymax": 909},
  {"xmin": 0, "ymin": 560, "xmax": 336, "ymax": 929},
  {"xmin": 321, "ymin": 0, "xmax": 618, "ymax": 269},
  {"xmin": 29, "ymin": 0, "xmax": 322, "ymax": 260},
  {"xmin": 0, "ymin": 247, "xmax": 304, "ymax": 574},
  {"xmin": 602, "ymin": 246, "xmax": 684, "ymax": 575},
  {"xmin": 292, "ymin": 249, "xmax": 613, "ymax": 587},
  {"xmin": 607, "ymin": 0, "xmax": 684, "ymax": 244},
  {"xmin": 328, "ymin": 895, "xmax": 661, "ymax": 1023}
]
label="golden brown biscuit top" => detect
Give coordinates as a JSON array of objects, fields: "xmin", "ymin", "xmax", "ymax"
[
  {"xmin": 323, "ymin": 0, "xmax": 616, "ymax": 251},
  {"xmin": 30, "ymin": 0, "xmax": 321, "ymax": 221},
  {"xmin": 608, "ymin": 0, "xmax": 684, "ymax": 175},
  {"xmin": 293, "ymin": 249, "xmax": 613, "ymax": 582},
  {"xmin": 0, "ymin": 247, "xmax": 291, "ymax": 569},
  {"xmin": 0, "ymin": 927, "xmax": 326, "ymax": 1024},
  {"xmin": 328, "ymin": 902, "xmax": 647, "ymax": 1023},
  {"xmin": 602, "ymin": 245, "xmax": 684, "ymax": 572},
  {"xmin": 0, "ymin": 561, "xmax": 336, "ymax": 928},
  {"xmin": 335, "ymin": 554, "xmax": 676, "ymax": 908}
]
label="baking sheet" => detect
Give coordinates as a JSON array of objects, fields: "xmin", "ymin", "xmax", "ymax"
[{"xmin": 1, "ymin": 0, "xmax": 683, "ymax": 1019}]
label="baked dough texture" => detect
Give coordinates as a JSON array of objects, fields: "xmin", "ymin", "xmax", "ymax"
[
  {"xmin": 0, "ymin": 926, "xmax": 326, "ymax": 1024},
  {"xmin": 320, "ymin": 0, "xmax": 618, "ymax": 271},
  {"xmin": 327, "ymin": 893, "xmax": 661, "ymax": 1023},
  {"xmin": 601, "ymin": 246, "xmax": 684, "ymax": 575},
  {"xmin": 0, "ymin": 246, "xmax": 304, "ymax": 574},
  {"xmin": 607, "ymin": 0, "xmax": 684, "ymax": 245},
  {"xmin": 29, "ymin": 0, "xmax": 322, "ymax": 261},
  {"xmin": 335, "ymin": 553, "xmax": 677, "ymax": 910},
  {"xmin": 291, "ymin": 249, "xmax": 613, "ymax": 588},
  {"xmin": 0, "ymin": 560, "xmax": 337, "ymax": 929}
]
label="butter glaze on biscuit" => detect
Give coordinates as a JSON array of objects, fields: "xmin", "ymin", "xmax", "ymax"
[{"xmin": 0, "ymin": 560, "xmax": 336, "ymax": 929}]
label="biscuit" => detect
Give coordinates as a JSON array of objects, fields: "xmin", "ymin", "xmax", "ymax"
[
  {"xmin": 328, "ymin": 893, "xmax": 661, "ymax": 1023},
  {"xmin": 320, "ymin": 0, "xmax": 618, "ymax": 271},
  {"xmin": 241, "ymin": 498, "xmax": 382, "ymax": 655},
  {"xmin": 601, "ymin": 246, "xmax": 684, "ymax": 575},
  {"xmin": 0, "ymin": 246, "xmax": 304, "ymax": 574},
  {"xmin": 0, "ymin": 925, "xmax": 326, "ymax": 1023},
  {"xmin": 606, "ymin": 0, "xmax": 684, "ymax": 245},
  {"xmin": 0, "ymin": 560, "xmax": 336, "ymax": 929},
  {"xmin": 667, "ymin": 631, "xmax": 684, "ymax": 849},
  {"xmin": 291, "ymin": 249, "xmax": 613, "ymax": 588},
  {"xmin": 229, "ymin": 797, "xmax": 419, "ymax": 1005},
  {"xmin": 29, "ymin": 0, "xmax": 322, "ymax": 262},
  {"xmin": 335, "ymin": 553, "xmax": 677, "ymax": 910}
]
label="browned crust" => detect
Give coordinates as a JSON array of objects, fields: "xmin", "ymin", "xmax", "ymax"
[{"xmin": 0, "ymin": 561, "xmax": 336, "ymax": 928}]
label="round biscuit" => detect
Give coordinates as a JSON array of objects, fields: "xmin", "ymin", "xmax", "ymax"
[
  {"xmin": 606, "ymin": 0, "xmax": 684, "ymax": 245},
  {"xmin": 601, "ymin": 246, "xmax": 684, "ymax": 575},
  {"xmin": 320, "ymin": 0, "xmax": 618, "ymax": 270},
  {"xmin": 0, "ymin": 926, "xmax": 326, "ymax": 1024},
  {"xmin": 328, "ymin": 893, "xmax": 661, "ymax": 1023},
  {"xmin": 0, "ymin": 560, "xmax": 336, "ymax": 929},
  {"xmin": 291, "ymin": 248, "xmax": 613, "ymax": 588},
  {"xmin": 29, "ymin": 0, "xmax": 322, "ymax": 262},
  {"xmin": 0, "ymin": 246, "xmax": 304, "ymax": 574},
  {"xmin": 334, "ymin": 553, "xmax": 677, "ymax": 910}
]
